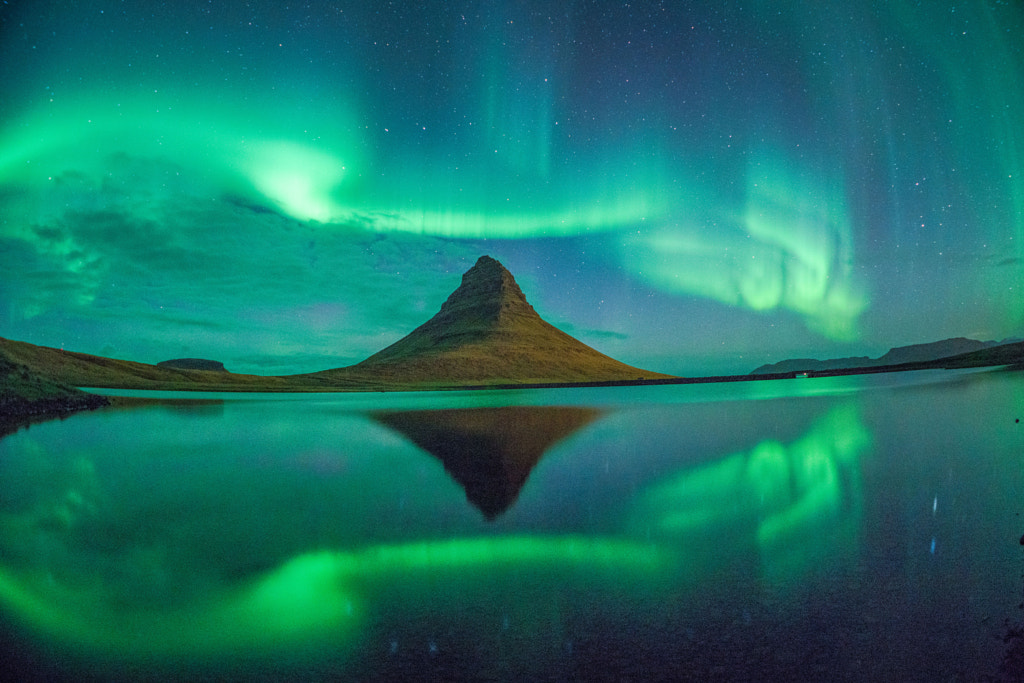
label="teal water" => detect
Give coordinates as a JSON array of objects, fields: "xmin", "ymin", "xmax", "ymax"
[{"xmin": 2, "ymin": 369, "xmax": 1022, "ymax": 680}]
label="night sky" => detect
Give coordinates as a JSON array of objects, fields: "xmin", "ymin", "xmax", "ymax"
[{"xmin": 1, "ymin": 1, "xmax": 1022, "ymax": 377}]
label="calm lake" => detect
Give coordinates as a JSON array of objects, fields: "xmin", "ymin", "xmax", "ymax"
[{"xmin": 1, "ymin": 368, "xmax": 1022, "ymax": 681}]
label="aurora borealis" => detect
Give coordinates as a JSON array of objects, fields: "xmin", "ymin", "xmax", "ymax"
[{"xmin": 1, "ymin": 1, "xmax": 1022, "ymax": 376}]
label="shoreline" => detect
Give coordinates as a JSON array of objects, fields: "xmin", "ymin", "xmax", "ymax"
[
  {"xmin": 77, "ymin": 358, "xmax": 1023, "ymax": 396},
  {"xmin": 3, "ymin": 337, "xmax": 1021, "ymax": 432}
]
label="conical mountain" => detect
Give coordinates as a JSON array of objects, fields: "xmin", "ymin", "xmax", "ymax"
[{"xmin": 345, "ymin": 255, "xmax": 671, "ymax": 385}]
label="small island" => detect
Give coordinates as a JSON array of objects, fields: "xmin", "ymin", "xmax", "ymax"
[{"xmin": 156, "ymin": 358, "xmax": 229, "ymax": 372}]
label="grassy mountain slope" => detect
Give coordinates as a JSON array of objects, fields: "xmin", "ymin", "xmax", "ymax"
[
  {"xmin": 0, "ymin": 348, "xmax": 108, "ymax": 421},
  {"xmin": 304, "ymin": 256, "xmax": 673, "ymax": 386},
  {"xmin": 0, "ymin": 337, "xmax": 300, "ymax": 391}
]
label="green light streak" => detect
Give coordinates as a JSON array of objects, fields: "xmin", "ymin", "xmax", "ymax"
[
  {"xmin": 240, "ymin": 140, "xmax": 349, "ymax": 223},
  {"xmin": 888, "ymin": 0, "xmax": 1024, "ymax": 329},
  {"xmin": 480, "ymin": 12, "xmax": 557, "ymax": 180},
  {"xmin": 359, "ymin": 194, "xmax": 662, "ymax": 238},
  {"xmin": 0, "ymin": 93, "xmax": 665, "ymax": 239}
]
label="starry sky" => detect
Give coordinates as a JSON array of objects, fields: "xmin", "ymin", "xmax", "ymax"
[{"xmin": 1, "ymin": 1, "xmax": 1022, "ymax": 377}]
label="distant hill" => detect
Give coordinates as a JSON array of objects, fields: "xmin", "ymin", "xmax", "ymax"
[
  {"xmin": 157, "ymin": 358, "xmax": 228, "ymax": 372},
  {"xmin": 751, "ymin": 337, "xmax": 1005, "ymax": 375},
  {"xmin": 304, "ymin": 255, "xmax": 673, "ymax": 386},
  {"xmin": 0, "ymin": 336, "xmax": 295, "ymax": 391},
  {"xmin": 932, "ymin": 340, "xmax": 1024, "ymax": 370},
  {"xmin": 875, "ymin": 337, "xmax": 1003, "ymax": 365}
]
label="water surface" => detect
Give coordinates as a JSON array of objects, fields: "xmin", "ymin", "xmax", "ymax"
[{"xmin": 2, "ymin": 369, "xmax": 1022, "ymax": 680}]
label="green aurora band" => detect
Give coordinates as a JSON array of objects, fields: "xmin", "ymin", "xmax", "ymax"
[
  {"xmin": 623, "ymin": 149, "xmax": 867, "ymax": 340},
  {"xmin": 0, "ymin": 96, "xmax": 666, "ymax": 238},
  {"xmin": 0, "ymin": 0, "xmax": 1021, "ymax": 372}
]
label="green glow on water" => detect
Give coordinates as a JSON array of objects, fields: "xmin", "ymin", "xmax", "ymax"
[
  {"xmin": 0, "ymin": 534, "xmax": 669, "ymax": 665},
  {"xmin": 345, "ymin": 534, "xmax": 669, "ymax": 572},
  {"xmin": 629, "ymin": 404, "xmax": 870, "ymax": 583},
  {"xmin": 0, "ymin": 562, "xmax": 361, "ymax": 663},
  {"xmin": 0, "ymin": 399, "xmax": 876, "ymax": 671}
]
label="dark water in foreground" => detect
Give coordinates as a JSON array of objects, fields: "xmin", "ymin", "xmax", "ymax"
[{"xmin": 1, "ymin": 369, "xmax": 1022, "ymax": 681}]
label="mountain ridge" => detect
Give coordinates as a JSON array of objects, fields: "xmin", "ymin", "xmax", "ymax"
[{"xmin": 750, "ymin": 337, "xmax": 1014, "ymax": 375}]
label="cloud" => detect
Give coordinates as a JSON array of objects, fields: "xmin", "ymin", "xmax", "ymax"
[
  {"xmin": 0, "ymin": 149, "xmax": 485, "ymax": 372},
  {"xmin": 556, "ymin": 321, "xmax": 630, "ymax": 342}
]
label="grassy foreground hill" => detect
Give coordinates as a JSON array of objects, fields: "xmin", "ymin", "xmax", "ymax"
[
  {"xmin": 0, "ymin": 336, "xmax": 306, "ymax": 391},
  {"xmin": 0, "ymin": 349, "xmax": 109, "ymax": 422}
]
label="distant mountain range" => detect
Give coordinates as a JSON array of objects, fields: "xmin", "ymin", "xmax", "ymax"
[{"xmin": 751, "ymin": 336, "xmax": 1024, "ymax": 375}]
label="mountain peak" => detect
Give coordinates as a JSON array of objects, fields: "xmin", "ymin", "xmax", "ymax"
[
  {"xmin": 347, "ymin": 255, "xmax": 672, "ymax": 384},
  {"xmin": 434, "ymin": 255, "xmax": 536, "ymax": 328}
]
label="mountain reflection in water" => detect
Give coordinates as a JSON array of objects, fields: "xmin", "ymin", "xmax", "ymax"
[{"xmin": 372, "ymin": 406, "xmax": 602, "ymax": 518}]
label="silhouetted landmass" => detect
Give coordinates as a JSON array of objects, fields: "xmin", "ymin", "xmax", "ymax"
[
  {"xmin": 749, "ymin": 356, "xmax": 874, "ymax": 375},
  {"xmin": 751, "ymin": 337, "xmax": 1007, "ymax": 375},
  {"xmin": 933, "ymin": 340, "xmax": 1024, "ymax": 370},
  {"xmin": 157, "ymin": 358, "xmax": 228, "ymax": 372},
  {"xmin": 749, "ymin": 340, "xmax": 1024, "ymax": 379}
]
